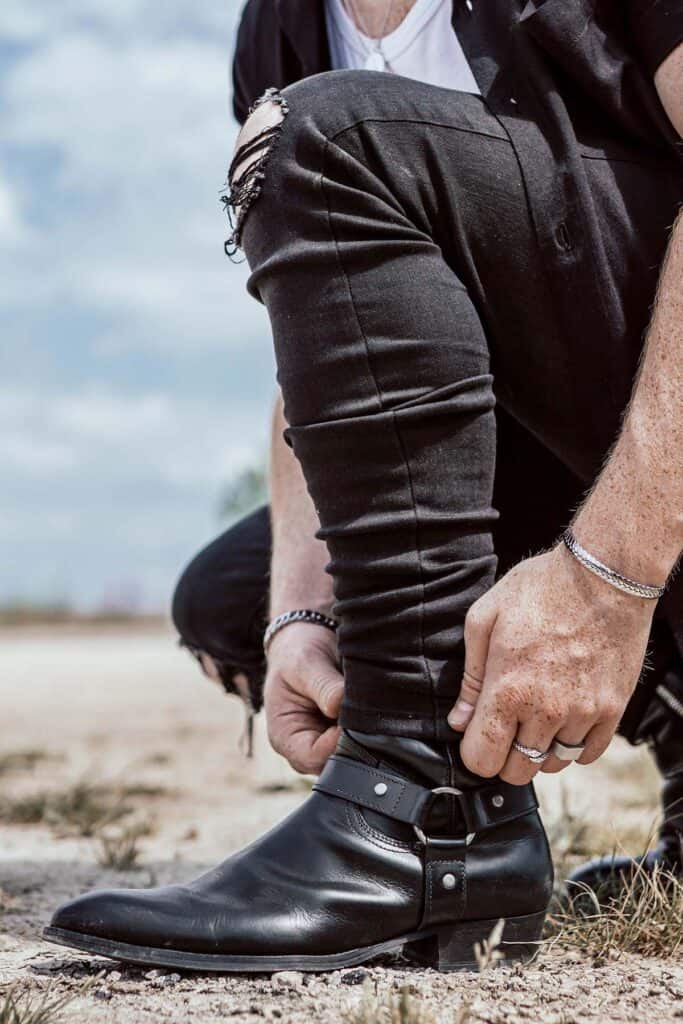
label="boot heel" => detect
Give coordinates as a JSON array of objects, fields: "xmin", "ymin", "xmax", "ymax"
[{"xmin": 404, "ymin": 910, "xmax": 546, "ymax": 972}]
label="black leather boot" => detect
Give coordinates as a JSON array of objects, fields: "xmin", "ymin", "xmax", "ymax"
[
  {"xmin": 568, "ymin": 674, "xmax": 683, "ymax": 898},
  {"xmin": 45, "ymin": 731, "xmax": 553, "ymax": 972}
]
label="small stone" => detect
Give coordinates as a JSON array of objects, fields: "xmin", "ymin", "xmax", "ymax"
[
  {"xmin": 107, "ymin": 970, "xmax": 122, "ymax": 982},
  {"xmin": 160, "ymin": 972, "xmax": 182, "ymax": 986},
  {"xmin": 341, "ymin": 968, "xmax": 370, "ymax": 986},
  {"xmin": 271, "ymin": 971, "xmax": 304, "ymax": 989}
]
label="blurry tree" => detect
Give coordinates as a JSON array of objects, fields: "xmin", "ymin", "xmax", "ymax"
[{"xmin": 219, "ymin": 460, "xmax": 268, "ymax": 521}]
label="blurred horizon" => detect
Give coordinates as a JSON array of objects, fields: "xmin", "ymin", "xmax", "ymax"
[{"xmin": 0, "ymin": 0, "xmax": 274, "ymax": 614}]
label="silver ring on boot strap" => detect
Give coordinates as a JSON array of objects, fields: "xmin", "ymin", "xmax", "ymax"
[
  {"xmin": 313, "ymin": 755, "xmax": 538, "ymax": 840},
  {"xmin": 412, "ymin": 787, "xmax": 475, "ymax": 847}
]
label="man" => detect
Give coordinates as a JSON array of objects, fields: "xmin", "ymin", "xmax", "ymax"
[
  {"xmin": 174, "ymin": 0, "xmax": 683, "ymax": 892},
  {"xmin": 46, "ymin": 0, "xmax": 681, "ymax": 971}
]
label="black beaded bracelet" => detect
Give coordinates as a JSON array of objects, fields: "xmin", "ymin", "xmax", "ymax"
[{"xmin": 263, "ymin": 608, "xmax": 339, "ymax": 655}]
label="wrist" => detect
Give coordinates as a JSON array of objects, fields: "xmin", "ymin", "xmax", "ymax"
[
  {"xmin": 573, "ymin": 425, "xmax": 681, "ymax": 584},
  {"xmin": 269, "ymin": 541, "xmax": 334, "ymax": 621},
  {"xmin": 561, "ymin": 528, "xmax": 665, "ymax": 602},
  {"xmin": 264, "ymin": 608, "xmax": 338, "ymax": 658},
  {"xmin": 269, "ymin": 554, "xmax": 335, "ymax": 620},
  {"xmin": 269, "ymin": 594, "xmax": 335, "ymax": 621},
  {"xmin": 553, "ymin": 542, "xmax": 655, "ymax": 619},
  {"xmin": 266, "ymin": 618, "xmax": 338, "ymax": 663}
]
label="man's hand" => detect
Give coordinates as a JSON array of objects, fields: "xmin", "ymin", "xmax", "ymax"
[
  {"xmin": 264, "ymin": 622, "xmax": 344, "ymax": 775},
  {"xmin": 448, "ymin": 543, "xmax": 655, "ymax": 784}
]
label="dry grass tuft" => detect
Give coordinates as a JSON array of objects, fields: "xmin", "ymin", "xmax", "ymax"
[
  {"xmin": 0, "ymin": 887, "xmax": 18, "ymax": 914},
  {"xmin": 347, "ymin": 978, "xmax": 471, "ymax": 1024},
  {"xmin": 549, "ymin": 861, "xmax": 682, "ymax": 961},
  {"xmin": 0, "ymin": 780, "xmax": 165, "ymax": 837},
  {"xmin": 96, "ymin": 821, "xmax": 151, "ymax": 870},
  {"xmin": 0, "ymin": 783, "xmax": 129, "ymax": 834},
  {"xmin": 0, "ymin": 751, "xmax": 60, "ymax": 777},
  {"xmin": 473, "ymin": 918, "xmax": 505, "ymax": 972},
  {"xmin": 0, "ymin": 987, "xmax": 76, "ymax": 1024}
]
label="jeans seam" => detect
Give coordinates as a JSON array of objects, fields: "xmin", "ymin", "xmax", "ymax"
[
  {"xmin": 321, "ymin": 138, "xmax": 384, "ymax": 412},
  {"xmin": 328, "ymin": 118, "xmax": 510, "ymax": 147},
  {"xmin": 392, "ymin": 411, "xmax": 439, "ymax": 728},
  {"xmin": 320, "ymin": 137, "xmax": 436, "ymax": 726}
]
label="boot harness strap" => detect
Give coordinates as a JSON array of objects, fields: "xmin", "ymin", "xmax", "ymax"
[{"xmin": 313, "ymin": 754, "xmax": 538, "ymax": 841}]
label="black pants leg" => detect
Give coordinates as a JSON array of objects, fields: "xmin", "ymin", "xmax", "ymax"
[
  {"xmin": 171, "ymin": 409, "xmax": 580, "ymax": 703},
  {"xmin": 227, "ymin": 69, "xmax": 679, "ymax": 739}
]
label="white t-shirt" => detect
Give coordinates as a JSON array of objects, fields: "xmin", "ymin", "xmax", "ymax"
[{"xmin": 324, "ymin": 0, "xmax": 480, "ymax": 94}]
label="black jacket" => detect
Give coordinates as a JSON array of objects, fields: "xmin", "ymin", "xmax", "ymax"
[{"xmin": 232, "ymin": 0, "xmax": 682, "ymax": 153}]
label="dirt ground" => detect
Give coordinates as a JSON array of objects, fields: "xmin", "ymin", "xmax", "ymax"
[{"xmin": 1, "ymin": 625, "xmax": 680, "ymax": 1023}]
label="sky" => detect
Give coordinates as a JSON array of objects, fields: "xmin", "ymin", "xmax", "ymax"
[{"xmin": 0, "ymin": 0, "xmax": 276, "ymax": 612}]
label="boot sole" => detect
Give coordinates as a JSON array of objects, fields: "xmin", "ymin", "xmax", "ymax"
[{"xmin": 43, "ymin": 911, "xmax": 546, "ymax": 973}]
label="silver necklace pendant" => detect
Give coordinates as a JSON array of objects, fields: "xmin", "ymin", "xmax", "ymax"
[{"xmin": 364, "ymin": 47, "xmax": 387, "ymax": 71}]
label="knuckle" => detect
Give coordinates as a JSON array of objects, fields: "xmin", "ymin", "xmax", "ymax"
[
  {"xmin": 600, "ymin": 698, "xmax": 624, "ymax": 721},
  {"xmin": 498, "ymin": 680, "xmax": 528, "ymax": 713},
  {"xmin": 573, "ymin": 696, "xmax": 598, "ymax": 720},
  {"xmin": 540, "ymin": 705, "xmax": 565, "ymax": 728},
  {"xmin": 462, "ymin": 751, "xmax": 498, "ymax": 778},
  {"xmin": 572, "ymin": 698, "xmax": 598, "ymax": 722}
]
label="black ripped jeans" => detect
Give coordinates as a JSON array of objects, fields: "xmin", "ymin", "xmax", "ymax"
[{"xmin": 206, "ymin": 69, "xmax": 681, "ymax": 740}]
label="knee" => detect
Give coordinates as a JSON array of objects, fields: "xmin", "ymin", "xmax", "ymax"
[
  {"xmin": 223, "ymin": 86, "xmax": 290, "ymax": 259},
  {"xmin": 222, "ymin": 71, "xmax": 375, "ymax": 258}
]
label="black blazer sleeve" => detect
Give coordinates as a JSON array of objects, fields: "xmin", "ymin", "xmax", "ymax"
[
  {"xmin": 627, "ymin": 0, "xmax": 683, "ymax": 75},
  {"xmin": 232, "ymin": 0, "xmax": 301, "ymax": 124}
]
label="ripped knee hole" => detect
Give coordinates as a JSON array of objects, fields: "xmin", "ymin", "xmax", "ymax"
[{"xmin": 221, "ymin": 87, "xmax": 289, "ymax": 261}]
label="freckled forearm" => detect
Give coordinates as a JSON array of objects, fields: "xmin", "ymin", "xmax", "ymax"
[{"xmin": 572, "ymin": 210, "xmax": 683, "ymax": 583}]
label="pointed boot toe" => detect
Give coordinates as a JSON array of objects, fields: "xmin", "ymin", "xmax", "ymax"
[{"xmin": 47, "ymin": 886, "xmax": 194, "ymax": 960}]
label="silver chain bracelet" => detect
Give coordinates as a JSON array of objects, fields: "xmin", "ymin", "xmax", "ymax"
[
  {"xmin": 562, "ymin": 528, "xmax": 666, "ymax": 600},
  {"xmin": 263, "ymin": 608, "xmax": 339, "ymax": 655}
]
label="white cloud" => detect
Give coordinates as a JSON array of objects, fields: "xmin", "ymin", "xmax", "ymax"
[
  {"xmin": 0, "ymin": 435, "xmax": 78, "ymax": 475},
  {"xmin": 3, "ymin": 35, "xmax": 232, "ymax": 186},
  {"xmin": 1, "ymin": 0, "xmax": 235, "ymax": 45},
  {"xmin": 0, "ymin": 2, "xmax": 275, "ymax": 609},
  {"xmin": 0, "ymin": 386, "xmax": 269, "ymax": 487},
  {"xmin": 0, "ymin": 5, "xmax": 264, "ymax": 354}
]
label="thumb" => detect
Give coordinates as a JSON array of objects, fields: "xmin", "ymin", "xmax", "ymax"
[
  {"xmin": 300, "ymin": 647, "xmax": 345, "ymax": 719},
  {"xmin": 448, "ymin": 598, "xmax": 497, "ymax": 732}
]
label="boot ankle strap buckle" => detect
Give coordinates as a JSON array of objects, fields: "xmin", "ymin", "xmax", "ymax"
[
  {"xmin": 413, "ymin": 786, "xmax": 476, "ymax": 847},
  {"xmin": 314, "ymin": 756, "xmax": 538, "ymax": 835}
]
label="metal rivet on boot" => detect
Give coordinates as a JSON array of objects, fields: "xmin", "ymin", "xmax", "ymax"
[
  {"xmin": 442, "ymin": 873, "xmax": 456, "ymax": 890},
  {"xmin": 492, "ymin": 794, "xmax": 504, "ymax": 808},
  {"xmin": 374, "ymin": 782, "xmax": 388, "ymax": 796}
]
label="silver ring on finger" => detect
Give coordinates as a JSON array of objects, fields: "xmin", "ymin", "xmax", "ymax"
[
  {"xmin": 511, "ymin": 740, "xmax": 550, "ymax": 765},
  {"xmin": 548, "ymin": 738, "xmax": 585, "ymax": 762}
]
